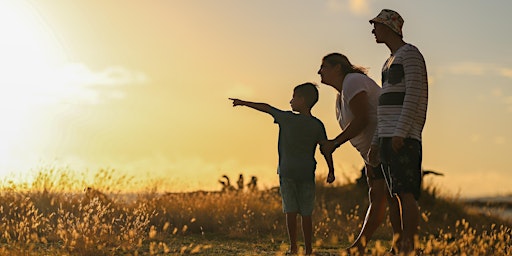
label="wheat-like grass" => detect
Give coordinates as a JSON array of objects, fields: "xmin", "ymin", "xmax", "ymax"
[{"xmin": 0, "ymin": 168, "xmax": 509, "ymax": 255}]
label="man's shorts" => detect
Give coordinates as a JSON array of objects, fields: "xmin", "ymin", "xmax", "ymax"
[
  {"xmin": 279, "ymin": 177, "xmax": 315, "ymax": 216},
  {"xmin": 380, "ymin": 137, "xmax": 422, "ymax": 200}
]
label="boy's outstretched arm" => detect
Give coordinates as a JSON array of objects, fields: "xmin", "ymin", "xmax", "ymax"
[
  {"xmin": 229, "ymin": 98, "xmax": 273, "ymax": 114},
  {"xmin": 320, "ymin": 140, "xmax": 335, "ymax": 184}
]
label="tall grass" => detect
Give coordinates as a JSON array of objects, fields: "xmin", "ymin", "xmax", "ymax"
[{"xmin": 0, "ymin": 168, "xmax": 510, "ymax": 255}]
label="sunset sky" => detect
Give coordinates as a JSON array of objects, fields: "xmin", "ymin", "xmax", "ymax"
[{"xmin": 0, "ymin": 0, "xmax": 510, "ymax": 197}]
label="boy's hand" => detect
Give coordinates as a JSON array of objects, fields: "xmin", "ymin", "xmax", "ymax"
[
  {"xmin": 326, "ymin": 171, "xmax": 335, "ymax": 184},
  {"xmin": 229, "ymin": 98, "xmax": 244, "ymax": 107}
]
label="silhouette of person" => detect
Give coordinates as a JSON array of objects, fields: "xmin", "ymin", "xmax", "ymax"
[
  {"xmin": 368, "ymin": 9, "xmax": 429, "ymax": 254},
  {"xmin": 230, "ymin": 83, "xmax": 335, "ymax": 255},
  {"xmin": 237, "ymin": 174, "xmax": 244, "ymax": 191},
  {"xmin": 318, "ymin": 53, "xmax": 400, "ymax": 254}
]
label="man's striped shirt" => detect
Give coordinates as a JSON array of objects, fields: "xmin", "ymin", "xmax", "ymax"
[{"xmin": 373, "ymin": 43, "xmax": 428, "ymax": 144}]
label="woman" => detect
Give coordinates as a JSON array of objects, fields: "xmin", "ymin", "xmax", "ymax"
[{"xmin": 318, "ymin": 53, "xmax": 400, "ymax": 254}]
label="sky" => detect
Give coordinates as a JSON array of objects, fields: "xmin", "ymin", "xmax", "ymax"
[{"xmin": 0, "ymin": 0, "xmax": 511, "ymax": 197}]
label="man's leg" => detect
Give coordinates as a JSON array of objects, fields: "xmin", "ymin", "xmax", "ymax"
[
  {"xmin": 398, "ymin": 193, "xmax": 419, "ymax": 254},
  {"xmin": 387, "ymin": 194, "xmax": 402, "ymax": 253},
  {"xmin": 286, "ymin": 212, "xmax": 298, "ymax": 254},
  {"xmin": 301, "ymin": 215, "xmax": 313, "ymax": 255}
]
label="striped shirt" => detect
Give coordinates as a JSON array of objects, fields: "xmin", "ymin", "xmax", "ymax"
[{"xmin": 373, "ymin": 43, "xmax": 428, "ymax": 144}]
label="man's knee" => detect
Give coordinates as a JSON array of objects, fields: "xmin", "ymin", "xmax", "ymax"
[{"xmin": 398, "ymin": 193, "xmax": 418, "ymax": 205}]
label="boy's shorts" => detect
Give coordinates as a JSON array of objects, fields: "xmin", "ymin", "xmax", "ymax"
[
  {"xmin": 279, "ymin": 177, "xmax": 315, "ymax": 216},
  {"xmin": 380, "ymin": 137, "xmax": 422, "ymax": 200}
]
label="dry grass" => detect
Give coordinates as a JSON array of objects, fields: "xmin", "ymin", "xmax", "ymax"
[{"xmin": 0, "ymin": 168, "xmax": 510, "ymax": 255}]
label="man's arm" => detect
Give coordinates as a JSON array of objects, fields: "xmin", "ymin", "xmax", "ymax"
[
  {"xmin": 320, "ymin": 91, "xmax": 370, "ymax": 155},
  {"xmin": 392, "ymin": 49, "xmax": 427, "ymax": 151},
  {"xmin": 229, "ymin": 98, "xmax": 273, "ymax": 114}
]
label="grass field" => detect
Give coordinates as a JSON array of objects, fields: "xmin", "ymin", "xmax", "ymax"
[{"xmin": 0, "ymin": 168, "xmax": 510, "ymax": 255}]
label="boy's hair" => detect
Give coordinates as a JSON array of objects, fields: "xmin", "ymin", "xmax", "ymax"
[{"xmin": 294, "ymin": 83, "xmax": 319, "ymax": 109}]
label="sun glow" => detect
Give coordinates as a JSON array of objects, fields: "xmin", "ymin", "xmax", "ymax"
[{"xmin": 0, "ymin": 1, "xmax": 68, "ymax": 174}]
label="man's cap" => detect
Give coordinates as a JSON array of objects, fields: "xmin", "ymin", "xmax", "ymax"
[{"xmin": 369, "ymin": 9, "xmax": 404, "ymax": 37}]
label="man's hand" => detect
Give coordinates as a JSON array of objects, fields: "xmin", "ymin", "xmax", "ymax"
[
  {"xmin": 326, "ymin": 171, "xmax": 335, "ymax": 184},
  {"xmin": 391, "ymin": 136, "xmax": 404, "ymax": 152}
]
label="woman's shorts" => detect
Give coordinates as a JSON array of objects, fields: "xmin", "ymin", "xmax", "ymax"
[
  {"xmin": 366, "ymin": 163, "xmax": 385, "ymax": 180},
  {"xmin": 279, "ymin": 177, "xmax": 315, "ymax": 216},
  {"xmin": 380, "ymin": 137, "xmax": 422, "ymax": 200}
]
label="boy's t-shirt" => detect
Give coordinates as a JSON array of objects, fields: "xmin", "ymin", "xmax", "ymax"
[{"xmin": 269, "ymin": 108, "xmax": 327, "ymax": 182}]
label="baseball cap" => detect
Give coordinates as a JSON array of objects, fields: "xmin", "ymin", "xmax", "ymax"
[{"xmin": 369, "ymin": 9, "xmax": 404, "ymax": 37}]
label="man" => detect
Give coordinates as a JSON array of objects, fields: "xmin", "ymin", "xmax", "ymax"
[{"xmin": 368, "ymin": 9, "xmax": 428, "ymax": 254}]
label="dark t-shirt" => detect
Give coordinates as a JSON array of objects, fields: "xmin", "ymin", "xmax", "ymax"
[{"xmin": 270, "ymin": 108, "xmax": 327, "ymax": 181}]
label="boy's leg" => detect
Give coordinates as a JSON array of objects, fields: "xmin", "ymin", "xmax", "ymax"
[
  {"xmin": 280, "ymin": 177, "xmax": 301, "ymax": 254},
  {"xmin": 301, "ymin": 215, "xmax": 313, "ymax": 255},
  {"xmin": 293, "ymin": 178, "xmax": 315, "ymax": 255},
  {"xmin": 286, "ymin": 212, "xmax": 298, "ymax": 253}
]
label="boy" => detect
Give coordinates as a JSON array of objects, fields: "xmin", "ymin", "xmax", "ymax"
[{"xmin": 229, "ymin": 82, "xmax": 335, "ymax": 255}]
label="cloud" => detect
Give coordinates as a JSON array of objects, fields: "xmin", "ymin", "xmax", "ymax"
[
  {"xmin": 441, "ymin": 62, "xmax": 512, "ymax": 114},
  {"xmin": 469, "ymin": 134, "xmax": 480, "ymax": 143},
  {"xmin": 469, "ymin": 134, "xmax": 507, "ymax": 145},
  {"xmin": 490, "ymin": 88, "xmax": 512, "ymax": 113},
  {"xmin": 444, "ymin": 62, "xmax": 512, "ymax": 81},
  {"xmin": 491, "ymin": 88, "xmax": 503, "ymax": 97},
  {"xmin": 1, "ymin": 62, "xmax": 148, "ymax": 105},
  {"xmin": 505, "ymin": 96, "xmax": 512, "ymax": 113},
  {"xmin": 94, "ymin": 66, "xmax": 149, "ymax": 86},
  {"xmin": 499, "ymin": 68, "xmax": 512, "ymax": 79},
  {"xmin": 326, "ymin": 0, "xmax": 344, "ymax": 12},
  {"xmin": 493, "ymin": 136, "xmax": 506, "ymax": 145},
  {"xmin": 63, "ymin": 64, "xmax": 148, "ymax": 104},
  {"xmin": 57, "ymin": 63, "xmax": 148, "ymax": 87},
  {"xmin": 325, "ymin": 0, "xmax": 370, "ymax": 15},
  {"xmin": 442, "ymin": 62, "xmax": 512, "ymax": 112},
  {"xmin": 349, "ymin": 0, "xmax": 370, "ymax": 15},
  {"xmin": 445, "ymin": 62, "xmax": 487, "ymax": 76}
]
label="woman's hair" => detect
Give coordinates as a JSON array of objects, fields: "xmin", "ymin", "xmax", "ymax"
[{"xmin": 322, "ymin": 53, "xmax": 368, "ymax": 75}]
